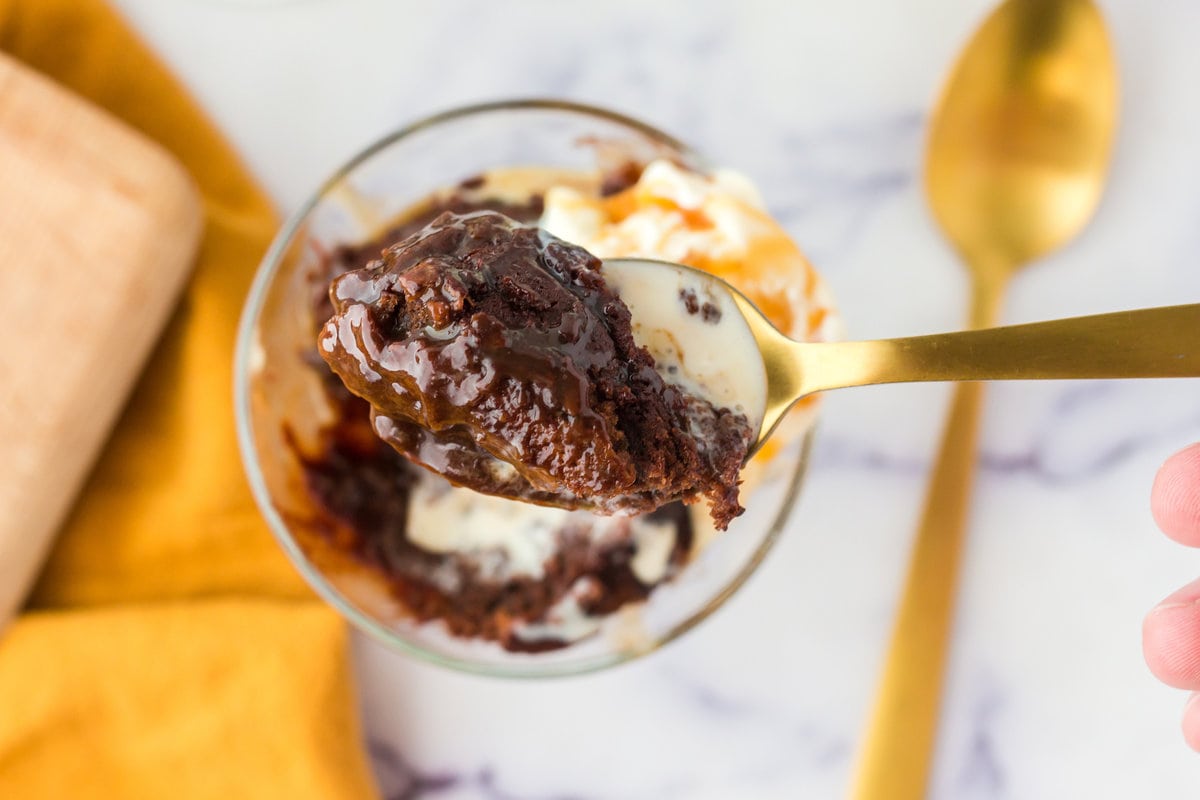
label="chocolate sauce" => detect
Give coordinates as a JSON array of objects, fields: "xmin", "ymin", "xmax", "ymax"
[
  {"xmin": 319, "ymin": 210, "xmax": 751, "ymax": 525},
  {"xmin": 294, "ymin": 180, "xmax": 719, "ymax": 652}
]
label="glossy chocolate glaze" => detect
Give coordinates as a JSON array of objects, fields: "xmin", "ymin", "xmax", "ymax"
[
  {"xmin": 319, "ymin": 210, "xmax": 751, "ymax": 527},
  {"xmin": 294, "ymin": 178, "xmax": 708, "ymax": 651}
]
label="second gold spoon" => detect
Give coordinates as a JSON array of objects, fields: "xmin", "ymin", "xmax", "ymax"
[{"xmin": 850, "ymin": 0, "xmax": 1118, "ymax": 797}]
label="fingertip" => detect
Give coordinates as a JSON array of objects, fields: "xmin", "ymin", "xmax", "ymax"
[
  {"xmin": 1152, "ymin": 443, "xmax": 1200, "ymax": 546},
  {"xmin": 1183, "ymin": 693, "xmax": 1200, "ymax": 752},
  {"xmin": 1143, "ymin": 595, "xmax": 1200, "ymax": 690}
]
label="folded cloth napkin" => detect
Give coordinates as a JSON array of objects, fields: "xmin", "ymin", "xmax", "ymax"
[
  {"xmin": 0, "ymin": 602, "xmax": 377, "ymax": 799},
  {"xmin": 0, "ymin": 1, "xmax": 381, "ymax": 796}
]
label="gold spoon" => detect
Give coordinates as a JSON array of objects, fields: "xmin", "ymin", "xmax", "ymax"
[
  {"xmin": 849, "ymin": 0, "xmax": 1118, "ymax": 797},
  {"xmin": 602, "ymin": 259, "xmax": 1197, "ymax": 452}
]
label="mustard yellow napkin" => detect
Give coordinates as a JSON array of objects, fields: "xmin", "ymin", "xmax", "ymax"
[
  {"xmin": 0, "ymin": 602, "xmax": 373, "ymax": 799},
  {"xmin": 0, "ymin": 1, "xmax": 380, "ymax": 796}
]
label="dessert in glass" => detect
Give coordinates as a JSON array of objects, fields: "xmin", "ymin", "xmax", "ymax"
[{"xmin": 235, "ymin": 100, "xmax": 838, "ymax": 677}]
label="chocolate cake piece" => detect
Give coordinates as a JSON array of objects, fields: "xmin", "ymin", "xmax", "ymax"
[
  {"xmin": 318, "ymin": 210, "xmax": 751, "ymax": 529},
  {"xmin": 295, "ymin": 192, "xmax": 694, "ymax": 651}
]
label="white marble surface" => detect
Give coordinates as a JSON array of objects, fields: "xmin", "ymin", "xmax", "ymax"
[{"xmin": 115, "ymin": 0, "xmax": 1200, "ymax": 796}]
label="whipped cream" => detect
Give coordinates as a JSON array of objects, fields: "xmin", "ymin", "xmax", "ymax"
[
  {"xmin": 542, "ymin": 159, "xmax": 839, "ymax": 345},
  {"xmin": 407, "ymin": 475, "xmax": 678, "ymax": 585},
  {"xmin": 542, "ymin": 160, "xmax": 768, "ymax": 270}
]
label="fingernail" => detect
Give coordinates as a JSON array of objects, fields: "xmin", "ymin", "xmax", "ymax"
[
  {"xmin": 1152, "ymin": 601, "xmax": 1200, "ymax": 615},
  {"xmin": 1158, "ymin": 578, "xmax": 1200, "ymax": 610}
]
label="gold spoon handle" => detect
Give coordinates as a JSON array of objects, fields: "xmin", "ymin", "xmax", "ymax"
[
  {"xmin": 848, "ymin": 266, "xmax": 1006, "ymax": 800},
  {"xmin": 793, "ymin": 303, "xmax": 1200, "ymax": 396},
  {"xmin": 849, "ymin": 379, "xmax": 985, "ymax": 800},
  {"xmin": 838, "ymin": 301, "xmax": 1192, "ymax": 800}
]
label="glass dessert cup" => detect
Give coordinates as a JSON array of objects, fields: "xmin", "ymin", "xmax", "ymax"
[{"xmin": 234, "ymin": 99, "xmax": 815, "ymax": 678}]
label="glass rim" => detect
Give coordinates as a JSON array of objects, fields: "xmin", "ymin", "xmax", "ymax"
[{"xmin": 233, "ymin": 97, "xmax": 810, "ymax": 679}]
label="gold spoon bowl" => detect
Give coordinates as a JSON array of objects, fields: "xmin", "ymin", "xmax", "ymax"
[{"xmin": 852, "ymin": 0, "xmax": 1118, "ymax": 796}]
